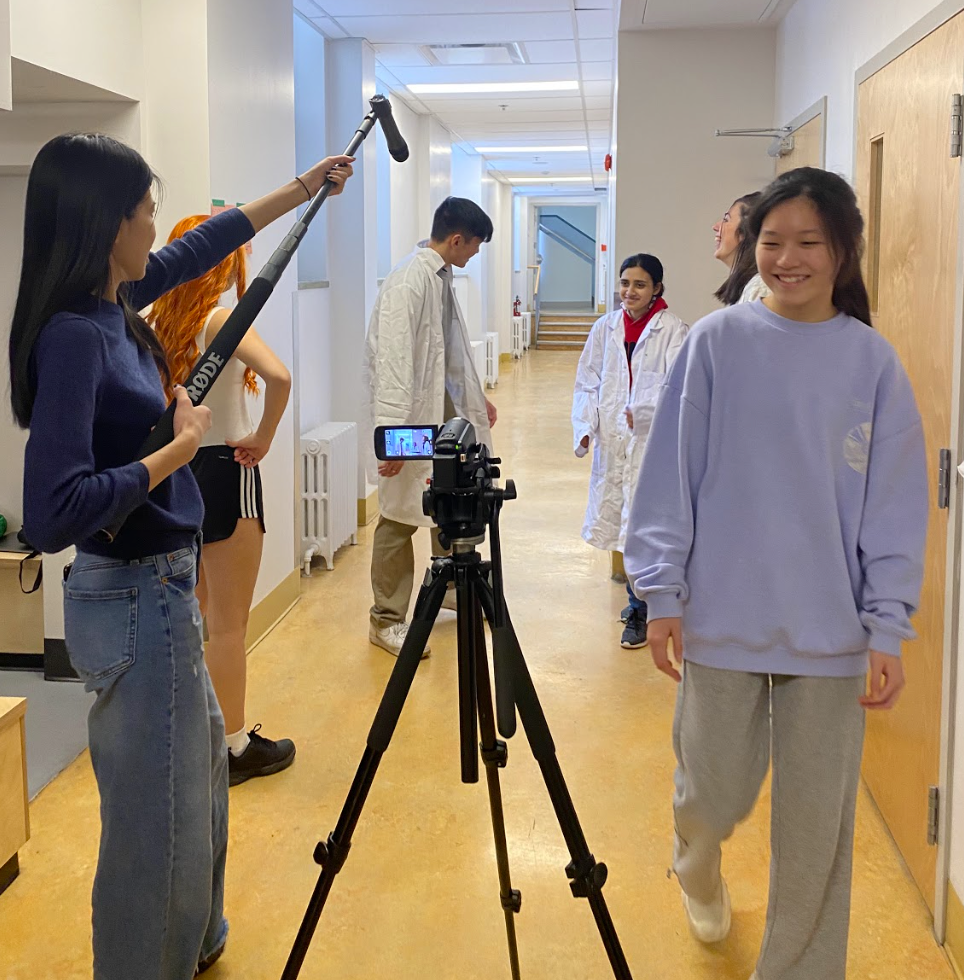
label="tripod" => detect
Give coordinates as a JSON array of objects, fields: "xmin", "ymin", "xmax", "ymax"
[{"xmin": 281, "ymin": 480, "xmax": 633, "ymax": 980}]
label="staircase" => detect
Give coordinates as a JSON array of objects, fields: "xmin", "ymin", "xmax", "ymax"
[{"xmin": 536, "ymin": 312, "xmax": 597, "ymax": 351}]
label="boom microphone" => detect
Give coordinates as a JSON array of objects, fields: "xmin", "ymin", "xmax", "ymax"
[
  {"xmin": 370, "ymin": 94, "xmax": 409, "ymax": 162},
  {"xmin": 96, "ymin": 94, "xmax": 410, "ymax": 543}
]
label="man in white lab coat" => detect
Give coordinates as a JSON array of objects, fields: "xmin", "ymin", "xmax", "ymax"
[{"xmin": 365, "ymin": 197, "xmax": 498, "ymax": 657}]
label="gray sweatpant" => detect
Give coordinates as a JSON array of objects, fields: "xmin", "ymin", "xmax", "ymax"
[{"xmin": 673, "ymin": 662, "xmax": 866, "ymax": 980}]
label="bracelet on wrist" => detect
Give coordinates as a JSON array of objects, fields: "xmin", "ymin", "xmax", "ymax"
[{"xmin": 295, "ymin": 175, "xmax": 311, "ymax": 200}]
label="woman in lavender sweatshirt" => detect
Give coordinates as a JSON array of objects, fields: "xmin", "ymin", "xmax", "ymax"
[{"xmin": 624, "ymin": 168, "xmax": 928, "ymax": 980}]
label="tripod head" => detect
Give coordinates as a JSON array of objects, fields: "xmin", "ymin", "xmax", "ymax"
[{"xmin": 421, "ymin": 419, "xmax": 516, "ymax": 548}]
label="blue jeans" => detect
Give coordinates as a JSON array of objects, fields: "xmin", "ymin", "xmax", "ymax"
[
  {"xmin": 65, "ymin": 547, "xmax": 228, "ymax": 980},
  {"xmin": 626, "ymin": 582, "xmax": 647, "ymax": 617}
]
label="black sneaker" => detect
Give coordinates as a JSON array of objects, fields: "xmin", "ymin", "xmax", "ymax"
[
  {"xmin": 620, "ymin": 609, "xmax": 648, "ymax": 649},
  {"xmin": 228, "ymin": 724, "xmax": 296, "ymax": 786},
  {"xmin": 619, "ymin": 604, "xmax": 633, "ymax": 623}
]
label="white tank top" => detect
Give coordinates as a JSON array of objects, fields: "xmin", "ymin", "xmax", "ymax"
[{"xmin": 198, "ymin": 307, "xmax": 254, "ymax": 448}]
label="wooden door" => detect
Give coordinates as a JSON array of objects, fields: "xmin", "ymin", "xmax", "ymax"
[
  {"xmin": 855, "ymin": 14, "xmax": 964, "ymax": 912},
  {"xmin": 775, "ymin": 112, "xmax": 824, "ymax": 173}
]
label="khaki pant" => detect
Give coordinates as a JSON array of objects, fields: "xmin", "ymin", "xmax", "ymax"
[
  {"xmin": 673, "ymin": 662, "xmax": 865, "ymax": 980},
  {"xmin": 370, "ymin": 516, "xmax": 448, "ymax": 629}
]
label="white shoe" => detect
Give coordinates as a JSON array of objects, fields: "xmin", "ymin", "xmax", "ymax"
[
  {"xmin": 681, "ymin": 877, "xmax": 731, "ymax": 943},
  {"xmin": 369, "ymin": 622, "xmax": 431, "ymax": 659}
]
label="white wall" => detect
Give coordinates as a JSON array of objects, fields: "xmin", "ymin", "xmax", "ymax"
[
  {"xmin": 141, "ymin": 0, "xmax": 211, "ymax": 241},
  {"xmin": 418, "ymin": 114, "xmax": 452, "ymax": 235},
  {"xmin": 207, "ymin": 0, "xmax": 298, "ymax": 605},
  {"xmin": 482, "ymin": 174, "xmax": 513, "ymax": 351},
  {"xmin": 0, "ymin": 176, "xmax": 27, "ymax": 532},
  {"xmin": 451, "ymin": 145, "xmax": 485, "ymax": 340},
  {"xmin": 0, "ymin": 0, "xmax": 11, "ymax": 111},
  {"xmin": 776, "ymin": 0, "xmax": 944, "ymax": 177},
  {"xmin": 387, "ymin": 95, "xmax": 421, "ymax": 266},
  {"xmin": 0, "ymin": 101, "xmax": 140, "ymax": 170},
  {"xmin": 9, "ymin": 0, "xmax": 142, "ymax": 99},
  {"xmin": 538, "ymin": 231, "xmax": 593, "ymax": 305},
  {"xmin": 293, "ymin": 12, "xmax": 328, "ymax": 285},
  {"xmin": 614, "ymin": 27, "xmax": 776, "ymax": 327},
  {"xmin": 294, "ymin": 287, "xmax": 332, "ymax": 435},
  {"xmin": 326, "ymin": 38, "xmax": 378, "ymax": 498},
  {"xmin": 538, "ymin": 204, "xmax": 596, "ymax": 305}
]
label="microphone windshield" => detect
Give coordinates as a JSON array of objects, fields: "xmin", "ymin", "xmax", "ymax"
[{"xmin": 370, "ymin": 95, "xmax": 410, "ymax": 163}]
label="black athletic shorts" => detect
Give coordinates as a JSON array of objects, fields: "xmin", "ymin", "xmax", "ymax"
[{"xmin": 190, "ymin": 445, "xmax": 266, "ymax": 544}]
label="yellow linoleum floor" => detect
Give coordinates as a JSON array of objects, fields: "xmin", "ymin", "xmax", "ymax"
[{"xmin": 0, "ymin": 352, "xmax": 954, "ymax": 980}]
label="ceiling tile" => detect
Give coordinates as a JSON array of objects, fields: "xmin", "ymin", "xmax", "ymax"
[
  {"xmin": 382, "ymin": 64, "xmax": 581, "ymax": 85},
  {"xmin": 634, "ymin": 0, "xmax": 775, "ymax": 28},
  {"xmin": 332, "ymin": 12, "xmax": 573, "ymax": 45},
  {"xmin": 372, "ymin": 44, "xmax": 433, "ymax": 68},
  {"xmin": 581, "ymin": 79, "xmax": 611, "ymax": 97},
  {"xmin": 580, "ymin": 62, "xmax": 613, "ymax": 80},
  {"xmin": 523, "ymin": 39, "xmax": 578, "ymax": 63},
  {"xmin": 575, "ymin": 9, "xmax": 614, "ymax": 38},
  {"xmin": 316, "ymin": 0, "xmax": 571, "ymax": 14},
  {"xmin": 578, "ymin": 38, "xmax": 614, "ymax": 61},
  {"xmin": 293, "ymin": 0, "xmax": 324, "ymax": 16},
  {"xmin": 419, "ymin": 96, "xmax": 588, "ymax": 113}
]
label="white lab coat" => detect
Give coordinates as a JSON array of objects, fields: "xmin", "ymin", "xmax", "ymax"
[
  {"xmin": 572, "ymin": 306, "xmax": 689, "ymax": 551},
  {"xmin": 364, "ymin": 243, "xmax": 492, "ymax": 528}
]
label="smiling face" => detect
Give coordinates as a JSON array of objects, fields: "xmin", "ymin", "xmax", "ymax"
[
  {"xmin": 713, "ymin": 200, "xmax": 746, "ymax": 266},
  {"xmin": 619, "ymin": 266, "xmax": 659, "ymax": 318},
  {"xmin": 755, "ymin": 196, "xmax": 839, "ymax": 322}
]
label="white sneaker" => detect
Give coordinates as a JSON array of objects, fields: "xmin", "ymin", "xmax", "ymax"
[
  {"xmin": 369, "ymin": 622, "xmax": 431, "ymax": 659},
  {"xmin": 681, "ymin": 877, "xmax": 731, "ymax": 943}
]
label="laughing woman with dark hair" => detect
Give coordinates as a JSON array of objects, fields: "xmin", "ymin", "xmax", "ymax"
[
  {"xmin": 713, "ymin": 190, "xmax": 770, "ymax": 305},
  {"xmin": 8, "ymin": 132, "xmax": 352, "ymax": 980}
]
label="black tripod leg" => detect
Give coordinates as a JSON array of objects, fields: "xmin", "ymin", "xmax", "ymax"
[
  {"xmin": 476, "ymin": 580, "xmax": 634, "ymax": 980},
  {"xmin": 280, "ymin": 564, "xmax": 450, "ymax": 980},
  {"xmin": 470, "ymin": 581, "xmax": 522, "ymax": 980}
]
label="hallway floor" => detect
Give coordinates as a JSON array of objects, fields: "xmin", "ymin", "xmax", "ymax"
[{"xmin": 0, "ymin": 352, "xmax": 953, "ymax": 980}]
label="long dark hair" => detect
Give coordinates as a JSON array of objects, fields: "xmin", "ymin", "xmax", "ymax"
[
  {"xmin": 8, "ymin": 133, "xmax": 170, "ymax": 428},
  {"xmin": 714, "ymin": 191, "xmax": 761, "ymax": 305},
  {"xmin": 620, "ymin": 253, "xmax": 665, "ymax": 299},
  {"xmin": 747, "ymin": 167, "xmax": 872, "ymax": 327}
]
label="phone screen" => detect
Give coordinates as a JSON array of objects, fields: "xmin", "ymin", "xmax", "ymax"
[{"xmin": 376, "ymin": 426, "xmax": 436, "ymax": 460}]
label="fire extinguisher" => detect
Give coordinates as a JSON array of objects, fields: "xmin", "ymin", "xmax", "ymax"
[{"xmin": 513, "ymin": 295, "xmax": 521, "ymax": 316}]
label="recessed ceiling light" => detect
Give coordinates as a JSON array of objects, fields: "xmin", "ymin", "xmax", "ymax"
[
  {"xmin": 509, "ymin": 176, "xmax": 592, "ymax": 183},
  {"xmin": 407, "ymin": 81, "xmax": 579, "ymax": 95},
  {"xmin": 476, "ymin": 145, "xmax": 588, "ymax": 154}
]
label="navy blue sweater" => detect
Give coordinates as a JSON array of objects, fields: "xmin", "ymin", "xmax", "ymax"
[{"xmin": 22, "ymin": 207, "xmax": 255, "ymax": 559}]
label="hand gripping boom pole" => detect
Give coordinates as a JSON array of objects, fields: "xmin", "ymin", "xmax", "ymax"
[{"xmin": 97, "ymin": 95, "xmax": 407, "ymax": 542}]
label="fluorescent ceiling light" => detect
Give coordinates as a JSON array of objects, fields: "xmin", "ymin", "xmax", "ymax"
[
  {"xmin": 407, "ymin": 81, "xmax": 579, "ymax": 95},
  {"xmin": 509, "ymin": 176, "xmax": 592, "ymax": 183},
  {"xmin": 476, "ymin": 145, "xmax": 588, "ymax": 154}
]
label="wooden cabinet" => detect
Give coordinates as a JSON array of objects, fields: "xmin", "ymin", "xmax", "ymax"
[
  {"xmin": 0, "ymin": 550, "xmax": 43, "ymax": 668},
  {"xmin": 0, "ymin": 697, "xmax": 29, "ymax": 893}
]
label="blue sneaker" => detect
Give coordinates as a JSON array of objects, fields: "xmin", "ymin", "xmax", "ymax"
[{"xmin": 620, "ymin": 608, "xmax": 648, "ymax": 649}]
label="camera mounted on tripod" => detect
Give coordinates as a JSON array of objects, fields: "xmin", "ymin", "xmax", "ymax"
[{"xmin": 374, "ymin": 417, "xmax": 516, "ymax": 546}]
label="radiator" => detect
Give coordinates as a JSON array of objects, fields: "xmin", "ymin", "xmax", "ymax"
[
  {"xmin": 511, "ymin": 315, "xmax": 524, "ymax": 358},
  {"xmin": 485, "ymin": 331, "xmax": 499, "ymax": 388},
  {"xmin": 300, "ymin": 421, "xmax": 358, "ymax": 574}
]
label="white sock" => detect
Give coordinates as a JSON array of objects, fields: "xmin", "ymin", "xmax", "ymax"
[{"xmin": 226, "ymin": 727, "xmax": 250, "ymax": 757}]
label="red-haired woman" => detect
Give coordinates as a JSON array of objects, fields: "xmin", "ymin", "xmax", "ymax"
[{"xmin": 150, "ymin": 217, "xmax": 294, "ymax": 787}]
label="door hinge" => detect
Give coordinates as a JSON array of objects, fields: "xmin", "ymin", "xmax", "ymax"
[
  {"xmin": 928, "ymin": 786, "xmax": 940, "ymax": 845},
  {"xmin": 938, "ymin": 449, "xmax": 952, "ymax": 509},
  {"xmin": 952, "ymin": 95, "xmax": 963, "ymax": 158}
]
